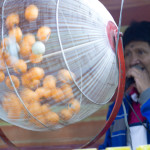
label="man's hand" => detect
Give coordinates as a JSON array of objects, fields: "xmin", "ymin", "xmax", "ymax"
[{"xmin": 126, "ymin": 67, "xmax": 150, "ymax": 94}]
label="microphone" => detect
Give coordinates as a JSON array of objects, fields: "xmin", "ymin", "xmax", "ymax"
[
  {"xmin": 125, "ymin": 77, "xmax": 134, "ymax": 91},
  {"xmin": 125, "ymin": 65, "xmax": 143, "ymax": 91}
]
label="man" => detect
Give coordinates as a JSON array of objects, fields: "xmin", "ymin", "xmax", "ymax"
[{"xmin": 99, "ymin": 21, "xmax": 150, "ymax": 150}]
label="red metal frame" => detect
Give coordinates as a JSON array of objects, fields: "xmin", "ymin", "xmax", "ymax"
[{"xmin": 82, "ymin": 22, "xmax": 126, "ymax": 148}]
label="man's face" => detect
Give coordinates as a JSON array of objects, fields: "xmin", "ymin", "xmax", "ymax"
[{"xmin": 124, "ymin": 41, "xmax": 150, "ymax": 76}]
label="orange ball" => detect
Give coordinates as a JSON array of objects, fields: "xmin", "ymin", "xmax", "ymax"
[
  {"xmin": 2, "ymin": 93, "xmax": 19, "ymax": 112},
  {"xmin": 43, "ymin": 75, "xmax": 56, "ymax": 89},
  {"xmin": 0, "ymin": 71, "xmax": 5, "ymax": 82},
  {"xmin": 28, "ymin": 79, "xmax": 40, "ymax": 89},
  {"xmin": 68, "ymin": 99, "xmax": 80, "ymax": 114},
  {"xmin": 1, "ymin": 37, "xmax": 9, "ymax": 48},
  {"xmin": 37, "ymin": 26, "xmax": 51, "ymax": 42},
  {"xmin": 35, "ymin": 87, "xmax": 51, "ymax": 99},
  {"xmin": 29, "ymin": 67, "xmax": 45, "ymax": 80},
  {"xmin": 21, "ymin": 71, "xmax": 40, "ymax": 89},
  {"xmin": 2, "ymin": 92, "xmax": 22, "ymax": 119},
  {"xmin": 20, "ymin": 88, "xmax": 39, "ymax": 103},
  {"xmin": 7, "ymin": 109, "xmax": 21, "ymax": 119},
  {"xmin": 46, "ymin": 111, "xmax": 59, "ymax": 125},
  {"xmin": 28, "ymin": 102, "xmax": 41, "ymax": 116},
  {"xmin": 35, "ymin": 87, "xmax": 46, "ymax": 98},
  {"xmin": 28, "ymin": 103, "xmax": 46, "ymax": 127},
  {"xmin": 5, "ymin": 56, "xmax": 18, "ymax": 67},
  {"xmin": 2, "ymin": 95, "xmax": 10, "ymax": 112},
  {"xmin": 0, "ymin": 49, "xmax": 3, "ymax": 56},
  {"xmin": 20, "ymin": 40, "xmax": 32, "ymax": 57},
  {"xmin": 21, "ymin": 73, "xmax": 31, "ymax": 87},
  {"xmin": 9, "ymin": 27, "xmax": 22, "ymax": 43},
  {"xmin": 0, "ymin": 57, "xmax": 5, "ymax": 70},
  {"xmin": 5, "ymin": 75, "xmax": 20, "ymax": 90},
  {"xmin": 60, "ymin": 108, "xmax": 73, "ymax": 121},
  {"xmin": 6, "ymin": 13, "xmax": 19, "ymax": 29},
  {"xmin": 41, "ymin": 104, "xmax": 51, "ymax": 115},
  {"xmin": 51, "ymin": 88, "xmax": 64, "ymax": 103},
  {"xmin": 43, "ymin": 88, "xmax": 52, "ymax": 99},
  {"xmin": 58, "ymin": 69, "xmax": 75, "ymax": 83},
  {"xmin": 35, "ymin": 115, "xmax": 47, "ymax": 127},
  {"xmin": 25, "ymin": 4, "xmax": 39, "ymax": 21},
  {"xmin": 2, "ymin": 51, "xmax": 10, "ymax": 60},
  {"xmin": 61, "ymin": 84, "xmax": 74, "ymax": 99},
  {"xmin": 28, "ymin": 104, "xmax": 50, "ymax": 126},
  {"xmin": 23, "ymin": 33, "xmax": 35, "ymax": 46},
  {"xmin": 7, "ymin": 93, "xmax": 20, "ymax": 102},
  {"xmin": 13, "ymin": 59, "xmax": 27, "ymax": 74},
  {"xmin": 29, "ymin": 53, "xmax": 43, "ymax": 64}
]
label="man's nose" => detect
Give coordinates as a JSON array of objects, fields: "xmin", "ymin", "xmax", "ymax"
[{"xmin": 130, "ymin": 54, "xmax": 140, "ymax": 66}]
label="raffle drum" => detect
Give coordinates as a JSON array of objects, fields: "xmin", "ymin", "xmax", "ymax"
[{"xmin": 0, "ymin": 0, "xmax": 121, "ymax": 132}]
